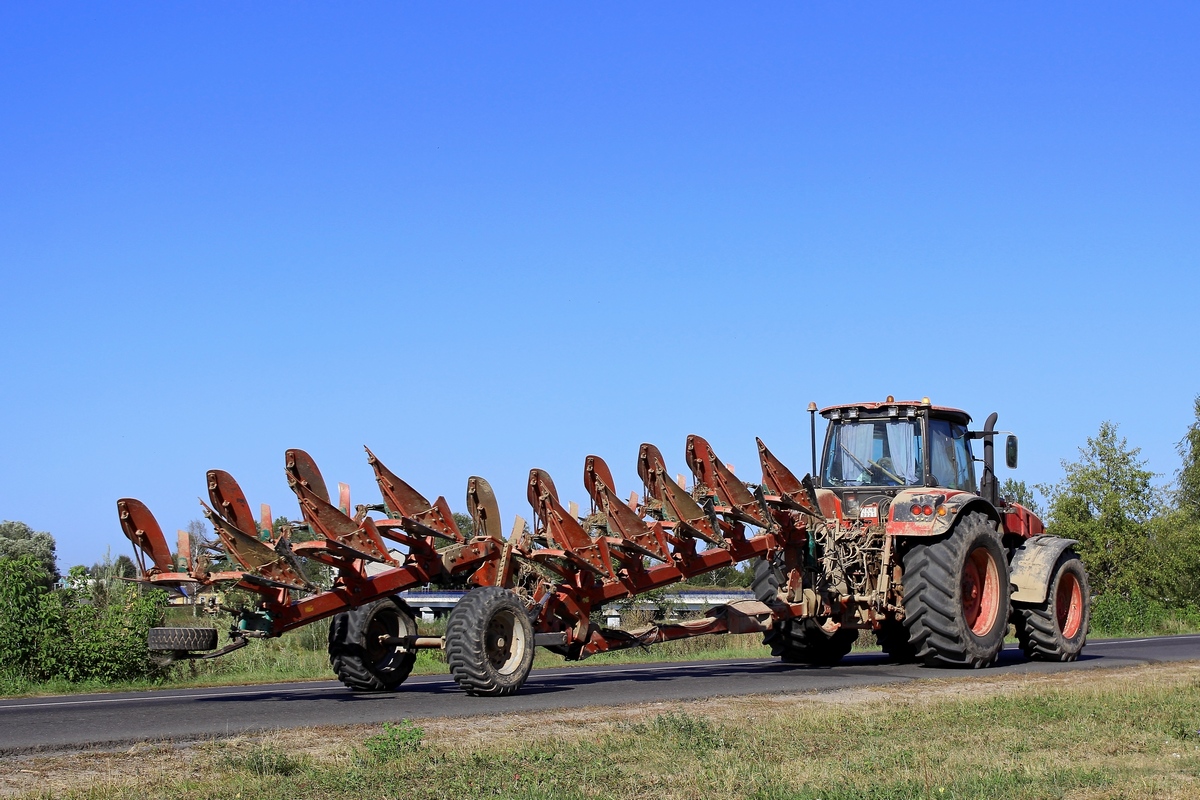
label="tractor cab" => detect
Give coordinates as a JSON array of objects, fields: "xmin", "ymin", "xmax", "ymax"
[{"xmin": 816, "ymin": 397, "xmax": 994, "ymax": 521}]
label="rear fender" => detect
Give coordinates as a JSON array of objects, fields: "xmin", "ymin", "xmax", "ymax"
[{"xmin": 1009, "ymin": 535, "xmax": 1079, "ymax": 604}]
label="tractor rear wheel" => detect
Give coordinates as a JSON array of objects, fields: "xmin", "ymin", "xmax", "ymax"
[
  {"xmin": 445, "ymin": 586, "xmax": 535, "ymax": 696},
  {"xmin": 752, "ymin": 557, "xmax": 858, "ymax": 666},
  {"xmin": 328, "ymin": 597, "xmax": 417, "ymax": 691},
  {"xmin": 902, "ymin": 512, "xmax": 1010, "ymax": 668},
  {"xmin": 1014, "ymin": 552, "xmax": 1089, "ymax": 662}
]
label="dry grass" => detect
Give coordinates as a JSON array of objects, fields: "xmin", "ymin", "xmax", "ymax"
[{"xmin": 4, "ymin": 661, "xmax": 1200, "ymax": 799}]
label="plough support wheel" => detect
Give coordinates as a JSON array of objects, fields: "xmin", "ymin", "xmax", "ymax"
[
  {"xmin": 445, "ymin": 586, "xmax": 535, "ymax": 696},
  {"xmin": 328, "ymin": 597, "xmax": 418, "ymax": 691}
]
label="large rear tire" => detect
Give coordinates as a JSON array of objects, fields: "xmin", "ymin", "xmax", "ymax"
[
  {"xmin": 902, "ymin": 512, "xmax": 1010, "ymax": 668},
  {"xmin": 445, "ymin": 586, "xmax": 535, "ymax": 696},
  {"xmin": 328, "ymin": 597, "xmax": 417, "ymax": 691},
  {"xmin": 1014, "ymin": 552, "xmax": 1089, "ymax": 662},
  {"xmin": 752, "ymin": 557, "xmax": 858, "ymax": 666}
]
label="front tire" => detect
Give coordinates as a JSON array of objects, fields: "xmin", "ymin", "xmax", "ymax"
[
  {"xmin": 445, "ymin": 587, "xmax": 535, "ymax": 696},
  {"xmin": 328, "ymin": 597, "xmax": 417, "ymax": 691},
  {"xmin": 902, "ymin": 512, "xmax": 1010, "ymax": 668},
  {"xmin": 752, "ymin": 557, "xmax": 858, "ymax": 666},
  {"xmin": 875, "ymin": 619, "xmax": 917, "ymax": 663},
  {"xmin": 1014, "ymin": 552, "xmax": 1089, "ymax": 661}
]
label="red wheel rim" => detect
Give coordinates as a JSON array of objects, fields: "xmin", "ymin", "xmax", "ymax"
[
  {"xmin": 962, "ymin": 545, "xmax": 1001, "ymax": 636},
  {"xmin": 1056, "ymin": 570, "xmax": 1083, "ymax": 639}
]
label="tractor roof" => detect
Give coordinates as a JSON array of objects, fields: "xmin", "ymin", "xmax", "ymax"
[{"xmin": 819, "ymin": 399, "xmax": 971, "ymax": 424}]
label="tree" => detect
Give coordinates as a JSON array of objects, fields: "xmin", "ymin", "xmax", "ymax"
[
  {"xmin": 0, "ymin": 521, "xmax": 57, "ymax": 582},
  {"xmin": 1038, "ymin": 421, "xmax": 1163, "ymax": 598},
  {"xmin": 1177, "ymin": 395, "xmax": 1200, "ymax": 518},
  {"xmin": 452, "ymin": 513, "xmax": 475, "ymax": 538},
  {"xmin": 89, "ymin": 553, "xmax": 137, "ymax": 580},
  {"xmin": 999, "ymin": 478, "xmax": 1043, "ymax": 517}
]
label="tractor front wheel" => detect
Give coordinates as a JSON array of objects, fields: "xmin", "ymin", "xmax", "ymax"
[
  {"xmin": 328, "ymin": 597, "xmax": 418, "ymax": 691},
  {"xmin": 902, "ymin": 512, "xmax": 1010, "ymax": 668},
  {"xmin": 445, "ymin": 586, "xmax": 535, "ymax": 696},
  {"xmin": 1014, "ymin": 552, "xmax": 1089, "ymax": 662},
  {"xmin": 752, "ymin": 557, "xmax": 858, "ymax": 666}
]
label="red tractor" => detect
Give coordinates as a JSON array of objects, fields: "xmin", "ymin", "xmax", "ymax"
[{"xmin": 754, "ymin": 397, "xmax": 1088, "ymax": 668}]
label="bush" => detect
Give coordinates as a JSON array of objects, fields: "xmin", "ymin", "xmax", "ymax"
[
  {"xmin": 0, "ymin": 556, "xmax": 169, "ymax": 683},
  {"xmin": 1089, "ymin": 593, "xmax": 1200, "ymax": 637}
]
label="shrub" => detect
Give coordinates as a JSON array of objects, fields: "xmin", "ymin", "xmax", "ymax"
[{"xmin": 0, "ymin": 557, "xmax": 168, "ymax": 683}]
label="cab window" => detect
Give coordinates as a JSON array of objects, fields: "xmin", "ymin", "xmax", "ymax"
[{"xmin": 928, "ymin": 419, "xmax": 975, "ymax": 491}]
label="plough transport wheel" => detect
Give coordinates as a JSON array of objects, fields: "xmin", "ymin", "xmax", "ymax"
[
  {"xmin": 1015, "ymin": 552, "xmax": 1089, "ymax": 662},
  {"xmin": 902, "ymin": 511, "xmax": 1010, "ymax": 668},
  {"xmin": 147, "ymin": 627, "xmax": 219, "ymax": 652},
  {"xmin": 445, "ymin": 586, "xmax": 535, "ymax": 696},
  {"xmin": 328, "ymin": 597, "xmax": 418, "ymax": 691}
]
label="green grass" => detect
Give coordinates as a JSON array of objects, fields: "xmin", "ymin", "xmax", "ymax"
[{"xmin": 19, "ymin": 663, "xmax": 1200, "ymax": 799}]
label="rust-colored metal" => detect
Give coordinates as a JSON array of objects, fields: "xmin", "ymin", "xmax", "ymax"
[
  {"xmin": 206, "ymin": 470, "xmax": 260, "ymax": 543},
  {"xmin": 117, "ymin": 498, "xmax": 195, "ymax": 584},
  {"xmin": 527, "ymin": 467, "xmax": 616, "ymax": 581},
  {"xmin": 585, "ymin": 454, "xmax": 671, "ymax": 562},
  {"xmin": 367, "ymin": 446, "xmax": 463, "ymax": 542},
  {"xmin": 200, "ymin": 500, "xmax": 312, "ymax": 591},
  {"xmin": 687, "ymin": 434, "xmax": 773, "ymax": 529}
]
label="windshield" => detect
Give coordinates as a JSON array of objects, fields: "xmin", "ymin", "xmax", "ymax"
[{"xmin": 822, "ymin": 419, "xmax": 924, "ymax": 487}]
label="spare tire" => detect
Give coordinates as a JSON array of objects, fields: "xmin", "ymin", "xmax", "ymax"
[{"xmin": 147, "ymin": 627, "xmax": 220, "ymax": 651}]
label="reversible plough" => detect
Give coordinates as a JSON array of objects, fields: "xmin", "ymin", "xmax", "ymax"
[{"xmin": 121, "ymin": 399, "xmax": 1092, "ymax": 696}]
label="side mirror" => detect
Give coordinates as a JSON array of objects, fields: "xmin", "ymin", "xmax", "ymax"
[{"xmin": 1005, "ymin": 435, "xmax": 1018, "ymax": 469}]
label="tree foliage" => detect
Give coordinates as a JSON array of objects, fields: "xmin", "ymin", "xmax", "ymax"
[
  {"xmin": 1039, "ymin": 421, "xmax": 1163, "ymax": 598},
  {"xmin": 999, "ymin": 478, "xmax": 1042, "ymax": 517},
  {"xmin": 1177, "ymin": 395, "xmax": 1200, "ymax": 518},
  {"xmin": 0, "ymin": 521, "xmax": 57, "ymax": 582}
]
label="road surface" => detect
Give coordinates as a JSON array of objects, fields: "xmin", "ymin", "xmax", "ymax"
[{"xmin": 4, "ymin": 634, "xmax": 1200, "ymax": 753}]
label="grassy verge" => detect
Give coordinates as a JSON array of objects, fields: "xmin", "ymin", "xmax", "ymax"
[{"xmin": 4, "ymin": 662, "xmax": 1199, "ymax": 799}]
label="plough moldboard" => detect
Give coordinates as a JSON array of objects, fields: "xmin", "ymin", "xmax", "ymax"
[{"xmin": 119, "ymin": 435, "xmax": 822, "ymax": 695}]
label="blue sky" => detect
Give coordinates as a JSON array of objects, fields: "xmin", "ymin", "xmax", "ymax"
[{"xmin": 1, "ymin": 3, "xmax": 1197, "ymax": 569}]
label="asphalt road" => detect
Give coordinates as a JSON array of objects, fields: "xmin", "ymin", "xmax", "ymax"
[{"xmin": 4, "ymin": 634, "xmax": 1200, "ymax": 754}]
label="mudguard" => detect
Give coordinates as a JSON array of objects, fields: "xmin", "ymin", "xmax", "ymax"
[{"xmin": 1008, "ymin": 535, "xmax": 1080, "ymax": 604}]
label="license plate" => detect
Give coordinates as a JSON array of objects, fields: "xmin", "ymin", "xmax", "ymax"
[{"xmin": 860, "ymin": 505, "xmax": 878, "ymax": 519}]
